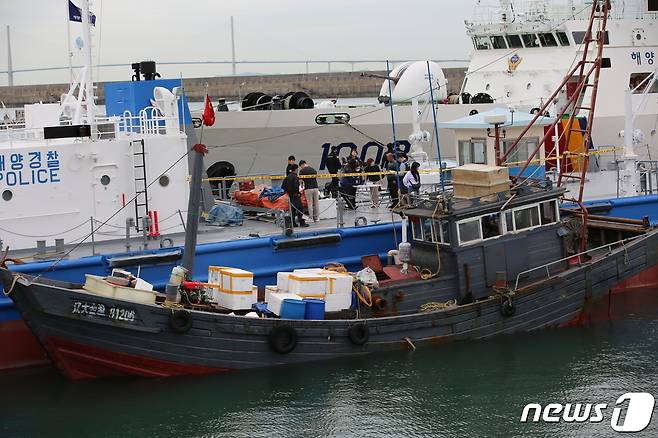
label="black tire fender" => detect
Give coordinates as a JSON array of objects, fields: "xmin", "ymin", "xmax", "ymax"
[
  {"xmin": 500, "ymin": 297, "xmax": 516, "ymax": 318},
  {"xmin": 347, "ymin": 323, "xmax": 370, "ymax": 345},
  {"xmin": 169, "ymin": 309, "xmax": 193, "ymax": 333},
  {"xmin": 268, "ymin": 325, "xmax": 298, "ymax": 354}
]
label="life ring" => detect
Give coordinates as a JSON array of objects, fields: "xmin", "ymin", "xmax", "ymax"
[
  {"xmin": 500, "ymin": 296, "xmax": 516, "ymax": 317},
  {"xmin": 169, "ymin": 309, "xmax": 193, "ymax": 333},
  {"xmin": 268, "ymin": 325, "xmax": 298, "ymax": 354},
  {"xmin": 347, "ymin": 323, "xmax": 370, "ymax": 345}
]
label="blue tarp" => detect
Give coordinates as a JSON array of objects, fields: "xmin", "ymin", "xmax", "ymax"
[
  {"xmin": 206, "ymin": 204, "xmax": 244, "ymax": 226},
  {"xmin": 259, "ymin": 187, "xmax": 285, "ymax": 202}
]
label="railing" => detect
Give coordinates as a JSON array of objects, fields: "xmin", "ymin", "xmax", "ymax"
[
  {"xmin": 0, "ymin": 107, "xmax": 182, "ymax": 143},
  {"xmin": 468, "ymin": 0, "xmax": 656, "ymax": 27},
  {"xmin": 513, "ymin": 235, "xmax": 643, "ymax": 291},
  {"xmin": 638, "ymin": 161, "xmax": 658, "ymax": 195}
]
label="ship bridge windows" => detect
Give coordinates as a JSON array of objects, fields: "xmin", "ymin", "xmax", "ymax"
[
  {"xmin": 474, "ymin": 36, "xmax": 491, "ymax": 50},
  {"xmin": 514, "ymin": 205, "xmax": 541, "ymax": 230},
  {"xmin": 458, "ymin": 218, "xmax": 482, "ymax": 244},
  {"xmin": 411, "ymin": 217, "xmax": 450, "ymax": 244},
  {"xmin": 538, "ymin": 33, "xmax": 558, "ymax": 47},
  {"xmin": 522, "ymin": 34, "xmax": 540, "ymax": 48},
  {"xmin": 481, "ymin": 213, "xmax": 503, "ymax": 239},
  {"xmin": 556, "ymin": 31, "xmax": 570, "ymax": 46},
  {"xmin": 630, "ymin": 72, "xmax": 658, "ymax": 94},
  {"xmin": 572, "ymin": 30, "xmax": 609, "ymax": 45},
  {"xmin": 540, "ymin": 200, "xmax": 558, "ymax": 224},
  {"xmin": 505, "ymin": 34, "xmax": 524, "ymax": 49},
  {"xmin": 490, "ymin": 35, "xmax": 507, "ymax": 49},
  {"xmin": 649, "ymin": 0, "xmax": 658, "ymax": 12},
  {"xmin": 456, "ymin": 200, "xmax": 560, "ymax": 246}
]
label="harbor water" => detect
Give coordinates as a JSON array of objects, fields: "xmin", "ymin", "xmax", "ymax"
[{"xmin": 1, "ymin": 304, "xmax": 657, "ymax": 437}]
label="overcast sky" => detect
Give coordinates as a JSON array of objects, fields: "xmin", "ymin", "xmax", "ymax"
[{"xmin": 0, "ymin": 0, "xmax": 475, "ymax": 85}]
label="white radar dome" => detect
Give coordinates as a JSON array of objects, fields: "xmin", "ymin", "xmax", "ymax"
[{"xmin": 378, "ymin": 61, "xmax": 448, "ymax": 104}]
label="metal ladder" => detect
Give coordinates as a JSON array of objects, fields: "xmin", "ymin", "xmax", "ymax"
[
  {"xmin": 501, "ymin": 0, "xmax": 611, "ymax": 253},
  {"xmin": 131, "ymin": 139, "xmax": 150, "ymax": 232}
]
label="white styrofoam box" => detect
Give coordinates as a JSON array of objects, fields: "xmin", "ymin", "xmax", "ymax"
[
  {"xmin": 265, "ymin": 285, "xmax": 278, "ymax": 304},
  {"xmin": 277, "ymin": 272, "xmax": 293, "ymax": 292},
  {"xmin": 288, "ymin": 273, "xmax": 327, "ymax": 297},
  {"xmin": 293, "ymin": 268, "xmax": 326, "ymax": 275},
  {"xmin": 221, "ymin": 268, "xmax": 254, "ymax": 293},
  {"xmin": 318, "ymin": 197, "xmax": 337, "ymax": 220},
  {"xmin": 268, "ymin": 293, "xmax": 303, "ymax": 316},
  {"xmin": 218, "ymin": 284, "xmax": 258, "ymax": 310},
  {"xmin": 134, "ymin": 278, "xmax": 154, "ymax": 291},
  {"xmin": 325, "ymin": 291, "xmax": 353, "ymax": 312},
  {"xmin": 324, "ymin": 273, "xmax": 353, "ymax": 295}
]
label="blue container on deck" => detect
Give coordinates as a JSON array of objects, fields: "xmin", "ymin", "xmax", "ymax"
[
  {"xmin": 303, "ymin": 298, "xmax": 325, "ymax": 320},
  {"xmin": 280, "ymin": 299, "xmax": 306, "ymax": 320}
]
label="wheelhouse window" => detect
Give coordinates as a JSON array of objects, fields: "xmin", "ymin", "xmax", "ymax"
[
  {"xmin": 412, "ymin": 217, "xmax": 450, "ymax": 244},
  {"xmin": 474, "ymin": 36, "xmax": 491, "ymax": 50},
  {"xmin": 630, "ymin": 72, "xmax": 658, "ymax": 94},
  {"xmin": 433, "ymin": 220, "xmax": 451, "ymax": 244},
  {"xmin": 522, "ymin": 34, "xmax": 539, "ymax": 48},
  {"xmin": 556, "ymin": 31, "xmax": 570, "ymax": 46},
  {"xmin": 540, "ymin": 200, "xmax": 559, "ymax": 224},
  {"xmin": 490, "ymin": 35, "xmax": 507, "ymax": 49},
  {"xmin": 650, "ymin": 0, "xmax": 658, "ymax": 11},
  {"xmin": 458, "ymin": 139, "xmax": 487, "ymax": 166},
  {"xmin": 538, "ymin": 33, "xmax": 558, "ymax": 47},
  {"xmin": 412, "ymin": 217, "xmax": 434, "ymax": 242},
  {"xmin": 572, "ymin": 30, "xmax": 608, "ymax": 45},
  {"xmin": 505, "ymin": 211, "xmax": 514, "ymax": 232},
  {"xmin": 505, "ymin": 34, "xmax": 523, "ymax": 48},
  {"xmin": 458, "ymin": 218, "xmax": 482, "ymax": 244},
  {"xmin": 514, "ymin": 205, "xmax": 540, "ymax": 230},
  {"xmin": 481, "ymin": 213, "xmax": 503, "ymax": 239}
]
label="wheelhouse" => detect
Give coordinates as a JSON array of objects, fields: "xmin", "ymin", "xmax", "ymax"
[{"xmin": 403, "ymin": 183, "xmax": 566, "ymax": 302}]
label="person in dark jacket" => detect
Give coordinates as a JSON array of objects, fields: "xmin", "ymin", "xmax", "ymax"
[
  {"xmin": 339, "ymin": 160, "xmax": 359, "ymax": 209},
  {"xmin": 325, "ymin": 146, "xmax": 342, "ymax": 194},
  {"xmin": 281, "ymin": 164, "xmax": 308, "ymax": 227},
  {"xmin": 285, "ymin": 155, "xmax": 297, "ymax": 176},
  {"xmin": 384, "ymin": 152, "xmax": 400, "ymax": 207}
]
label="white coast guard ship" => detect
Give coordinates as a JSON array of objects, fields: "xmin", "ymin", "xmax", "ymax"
[
  {"xmin": 0, "ymin": 1, "xmax": 189, "ymax": 252},
  {"xmin": 198, "ymin": 0, "xmax": 657, "ymax": 182}
]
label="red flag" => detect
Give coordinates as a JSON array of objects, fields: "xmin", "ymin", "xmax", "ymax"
[{"xmin": 202, "ymin": 94, "xmax": 215, "ymax": 126}]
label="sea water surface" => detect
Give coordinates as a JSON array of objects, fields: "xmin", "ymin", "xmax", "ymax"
[{"xmin": 1, "ymin": 313, "xmax": 657, "ymax": 437}]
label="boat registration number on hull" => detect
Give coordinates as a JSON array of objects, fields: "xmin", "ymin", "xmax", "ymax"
[{"xmin": 71, "ymin": 301, "xmax": 136, "ymax": 322}]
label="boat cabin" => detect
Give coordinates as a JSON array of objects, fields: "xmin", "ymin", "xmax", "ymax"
[{"xmin": 403, "ymin": 179, "xmax": 565, "ymax": 303}]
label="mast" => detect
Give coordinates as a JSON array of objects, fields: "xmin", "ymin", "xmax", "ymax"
[{"xmin": 80, "ymin": 0, "xmax": 95, "ymax": 123}]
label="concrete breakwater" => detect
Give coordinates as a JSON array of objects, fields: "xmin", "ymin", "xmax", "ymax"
[{"xmin": 0, "ymin": 68, "xmax": 466, "ymax": 106}]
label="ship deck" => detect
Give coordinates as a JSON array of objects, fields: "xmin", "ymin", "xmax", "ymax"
[{"xmin": 6, "ymin": 199, "xmax": 399, "ymax": 263}]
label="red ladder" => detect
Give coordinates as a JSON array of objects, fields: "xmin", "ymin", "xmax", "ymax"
[{"xmin": 501, "ymin": 0, "xmax": 611, "ymax": 252}]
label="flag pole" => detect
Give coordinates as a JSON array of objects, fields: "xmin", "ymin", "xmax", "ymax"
[{"xmin": 66, "ymin": 0, "xmax": 73, "ymax": 86}]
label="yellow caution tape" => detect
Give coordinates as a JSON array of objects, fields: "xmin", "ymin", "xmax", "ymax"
[{"xmin": 201, "ymin": 147, "xmax": 626, "ymax": 182}]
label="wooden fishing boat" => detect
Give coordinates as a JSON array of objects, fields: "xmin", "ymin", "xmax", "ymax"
[{"xmin": 3, "ymin": 177, "xmax": 657, "ymax": 380}]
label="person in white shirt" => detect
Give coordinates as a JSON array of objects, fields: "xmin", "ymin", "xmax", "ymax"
[{"xmin": 402, "ymin": 162, "xmax": 421, "ymax": 203}]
